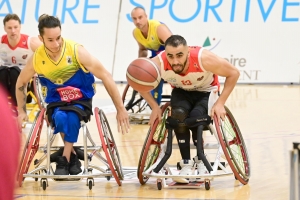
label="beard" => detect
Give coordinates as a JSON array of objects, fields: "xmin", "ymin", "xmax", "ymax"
[{"xmin": 171, "ymin": 56, "xmax": 188, "ymax": 74}]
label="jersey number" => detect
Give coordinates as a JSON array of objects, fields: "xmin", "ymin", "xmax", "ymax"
[
  {"xmin": 12, "ymin": 56, "xmax": 16, "ymax": 64},
  {"xmin": 181, "ymin": 80, "xmax": 192, "ymax": 85}
]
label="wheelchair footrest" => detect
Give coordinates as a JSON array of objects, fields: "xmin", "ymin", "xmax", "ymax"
[
  {"xmin": 129, "ymin": 114, "xmax": 150, "ymax": 124},
  {"xmin": 169, "ymin": 181, "xmax": 204, "ymax": 187},
  {"xmin": 54, "ymin": 178, "xmax": 81, "ymax": 181}
]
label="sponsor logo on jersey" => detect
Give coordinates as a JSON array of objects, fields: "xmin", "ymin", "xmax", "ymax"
[
  {"xmin": 57, "ymin": 86, "xmax": 83, "ymax": 102},
  {"xmin": 166, "ymin": 77, "xmax": 176, "ymax": 82},
  {"xmin": 22, "ymin": 54, "xmax": 28, "ymax": 59},
  {"xmin": 67, "ymin": 56, "xmax": 72, "ymax": 64},
  {"xmin": 22, "ymin": 41, "xmax": 27, "ymax": 45},
  {"xmin": 197, "ymin": 76, "xmax": 204, "ymax": 81},
  {"xmin": 42, "ymin": 61, "xmax": 45, "ymax": 65}
]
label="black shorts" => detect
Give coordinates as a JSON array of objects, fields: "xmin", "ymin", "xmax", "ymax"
[{"xmin": 170, "ymin": 88, "xmax": 210, "ymax": 116}]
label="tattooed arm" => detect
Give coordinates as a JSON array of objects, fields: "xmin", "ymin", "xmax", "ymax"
[{"xmin": 16, "ymin": 55, "xmax": 36, "ymax": 128}]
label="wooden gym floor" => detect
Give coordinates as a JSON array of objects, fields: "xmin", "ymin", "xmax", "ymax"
[{"xmin": 15, "ymin": 83, "xmax": 300, "ymax": 200}]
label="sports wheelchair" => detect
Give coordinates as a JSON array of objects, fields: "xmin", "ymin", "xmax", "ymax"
[
  {"xmin": 137, "ymin": 102, "xmax": 250, "ymax": 190},
  {"xmin": 122, "ymin": 84, "xmax": 170, "ymax": 124},
  {"xmin": 17, "ymin": 80, "xmax": 124, "ymax": 191}
]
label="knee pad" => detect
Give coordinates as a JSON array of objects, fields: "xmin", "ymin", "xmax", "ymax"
[
  {"xmin": 165, "ymin": 106, "xmax": 189, "ymax": 133},
  {"xmin": 171, "ymin": 106, "xmax": 189, "ymax": 122}
]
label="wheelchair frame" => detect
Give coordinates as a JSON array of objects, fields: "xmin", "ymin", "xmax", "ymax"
[
  {"xmin": 17, "ymin": 77, "xmax": 125, "ymax": 190},
  {"xmin": 23, "ymin": 76, "xmax": 46, "ymax": 126},
  {"xmin": 137, "ymin": 102, "xmax": 250, "ymax": 190}
]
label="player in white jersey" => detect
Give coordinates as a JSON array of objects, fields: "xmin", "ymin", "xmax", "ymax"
[
  {"xmin": 138, "ymin": 35, "xmax": 240, "ymax": 183},
  {"xmin": 0, "ymin": 13, "xmax": 41, "ymax": 107}
]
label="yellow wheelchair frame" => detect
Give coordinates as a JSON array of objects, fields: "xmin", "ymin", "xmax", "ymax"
[{"xmin": 23, "ymin": 76, "xmax": 44, "ymax": 127}]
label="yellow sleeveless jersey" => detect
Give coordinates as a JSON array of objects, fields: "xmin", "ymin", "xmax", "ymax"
[
  {"xmin": 133, "ymin": 19, "xmax": 165, "ymax": 57},
  {"xmin": 33, "ymin": 39, "xmax": 95, "ymax": 103}
]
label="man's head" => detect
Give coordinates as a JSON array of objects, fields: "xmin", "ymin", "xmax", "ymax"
[
  {"xmin": 131, "ymin": 7, "xmax": 148, "ymax": 30},
  {"xmin": 38, "ymin": 14, "xmax": 62, "ymax": 53},
  {"xmin": 165, "ymin": 35, "xmax": 189, "ymax": 74},
  {"xmin": 3, "ymin": 14, "xmax": 21, "ymax": 41}
]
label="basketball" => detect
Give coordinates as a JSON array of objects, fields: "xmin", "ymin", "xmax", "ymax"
[{"xmin": 126, "ymin": 58, "xmax": 161, "ymax": 92}]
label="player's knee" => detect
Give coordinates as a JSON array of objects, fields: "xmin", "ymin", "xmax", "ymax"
[
  {"xmin": 53, "ymin": 110, "xmax": 67, "ymax": 124},
  {"xmin": 172, "ymin": 106, "xmax": 189, "ymax": 122},
  {"xmin": 184, "ymin": 109, "xmax": 211, "ymax": 128},
  {"xmin": 166, "ymin": 106, "xmax": 189, "ymax": 131}
]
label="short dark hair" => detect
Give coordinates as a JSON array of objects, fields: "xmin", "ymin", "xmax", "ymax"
[
  {"xmin": 3, "ymin": 14, "xmax": 21, "ymax": 26},
  {"xmin": 165, "ymin": 35, "xmax": 187, "ymax": 47},
  {"xmin": 38, "ymin": 14, "xmax": 61, "ymax": 36}
]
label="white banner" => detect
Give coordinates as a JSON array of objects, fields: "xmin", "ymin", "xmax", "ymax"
[
  {"xmin": 0, "ymin": 0, "xmax": 120, "ymax": 78},
  {"xmin": 113, "ymin": 0, "xmax": 300, "ymax": 83}
]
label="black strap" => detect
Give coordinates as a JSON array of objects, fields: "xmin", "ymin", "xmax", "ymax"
[{"xmin": 46, "ymin": 99, "xmax": 93, "ymax": 127}]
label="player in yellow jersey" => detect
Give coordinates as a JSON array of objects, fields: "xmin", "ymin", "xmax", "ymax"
[
  {"xmin": 16, "ymin": 14, "xmax": 130, "ymax": 175},
  {"xmin": 125, "ymin": 7, "xmax": 172, "ymax": 110}
]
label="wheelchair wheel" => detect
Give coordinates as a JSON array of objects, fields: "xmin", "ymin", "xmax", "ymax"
[
  {"xmin": 95, "ymin": 107, "xmax": 123, "ymax": 186},
  {"xmin": 214, "ymin": 106, "xmax": 250, "ymax": 185},
  {"xmin": 17, "ymin": 108, "xmax": 45, "ymax": 186},
  {"xmin": 137, "ymin": 103, "xmax": 170, "ymax": 185},
  {"xmin": 122, "ymin": 84, "xmax": 148, "ymax": 113}
]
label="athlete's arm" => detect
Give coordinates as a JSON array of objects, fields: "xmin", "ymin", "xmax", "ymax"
[
  {"xmin": 139, "ymin": 56, "xmax": 162, "ymax": 126},
  {"xmin": 16, "ymin": 55, "xmax": 36, "ymax": 127},
  {"xmin": 200, "ymin": 49, "xmax": 240, "ymax": 121},
  {"xmin": 29, "ymin": 37, "xmax": 42, "ymax": 52},
  {"xmin": 156, "ymin": 24, "xmax": 172, "ymax": 44},
  {"xmin": 77, "ymin": 45, "xmax": 129, "ymax": 134},
  {"xmin": 132, "ymin": 30, "xmax": 148, "ymax": 57}
]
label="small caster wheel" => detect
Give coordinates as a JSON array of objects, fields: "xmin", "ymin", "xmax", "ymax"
[
  {"xmin": 106, "ymin": 176, "xmax": 111, "ymax": 181},
  {"xmin": 88, "ymin": 180, "xmax": 93, "ymax": 190},
  {"xmin": 157, "ymin": 180, "xmax": 162, "ymax": 190},
  {"xmin": 205, "ymin": 180, "xmax": 210, "ymax": 190},
  {"xmin": 42, "ymin": 180, "xmax": 47, "ymax": 191}
]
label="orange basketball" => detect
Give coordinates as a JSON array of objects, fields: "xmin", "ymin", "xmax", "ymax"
[{"xmin": 126, "ymin": 58, "xmax": 161, "ymax": 92}]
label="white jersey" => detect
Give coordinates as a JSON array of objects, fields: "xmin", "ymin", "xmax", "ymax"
[
  {"xmin": 0, "ymin": 34, "xmax": 33, "ymax": 69},
  {"xmin": 158, "ymin": 46, "xmax": 219, "ymax": 92}
]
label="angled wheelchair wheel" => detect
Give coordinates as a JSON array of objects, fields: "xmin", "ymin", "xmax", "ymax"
[
  {"xmin": 122, "ymin": 84, "xmax": 148, "ymax": 113},
  {"xmin": 95, "ymin": 107, "xmax": 123, "ymax": 186},
  {"xmin": 137, "ymin": 103, "xmax": 170, "ymax": 185},
  {"xmin": 17, "ymin": 108, "xmax": 45, "ymax": 186},
  {"xmin": 214, "ymin": 106, "xmax": 250, "ymax": 185}
]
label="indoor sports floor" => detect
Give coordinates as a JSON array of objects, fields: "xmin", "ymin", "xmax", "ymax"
[{"xmin": 15, "ymin": 83, "xmax": 300, "ymax": 200}]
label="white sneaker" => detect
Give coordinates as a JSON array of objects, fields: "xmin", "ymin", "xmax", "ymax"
[
  {"xmin": 172, "ymin": 159, "xmax": 193, "ymax": 183},
  {"xmin": 197, "ymin": 161, "xmax": 209, "ymax": 175}
]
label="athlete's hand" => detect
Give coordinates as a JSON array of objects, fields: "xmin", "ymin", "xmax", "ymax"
[
  {"xmin": 149, "ymin": 105, "xmax": 161, "ymax": 127},
  {"xmin": 116, "ymin": 107, "xmax": 130, "ymax": 134},
  {"xmin": 210, "ymin": 102, "xmax": 226, "ymax": 125},
  {"xmin": 17, "ymin": 111, "xmax": 28, "ymax": 132}
]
